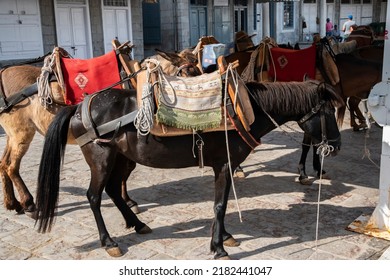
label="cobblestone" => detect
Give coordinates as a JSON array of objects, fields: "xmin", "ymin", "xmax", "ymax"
[{"xmin": 0, "ymin": 117, "xmax": 389, "ymax": 260}]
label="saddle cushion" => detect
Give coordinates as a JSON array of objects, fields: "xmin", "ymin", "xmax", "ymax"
[
  {"xmin": 60, "ymin": 51, "xmax": 121, "ymax": 105},
  {"xmin": 156, "ymin": 70, "xmax": 223, "ymax": 131},
  {"xmin": 268, "ymin": 44, "xmax": 316, "ymax": 81}
]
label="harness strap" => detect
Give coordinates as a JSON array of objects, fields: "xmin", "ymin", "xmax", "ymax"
[
  {"xmin": 80, "ymin": 94, "xmax": 100, "ymax": 143},
  {"xmin": 297, "ymin": 100, "xmax": 325, "ymax": 125},
  {"xmin": 75, "ymin": 109, "xmax": 138, "ymax": 147},
  {"xmin": 0, "ymin": 82, "xmax": 38, "ymax": 113},
  {"xmin": 225, "ymin": 97, "xmax": 260, "ymax": 150},
  {"xmin": 0, "ymin": 68, "xmax": 7, "ymax": 111}
]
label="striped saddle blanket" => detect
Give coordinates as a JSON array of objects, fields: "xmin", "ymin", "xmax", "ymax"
[{"xmin": 156, "ymin": 70, "xmax": 223, "ymax": 131}]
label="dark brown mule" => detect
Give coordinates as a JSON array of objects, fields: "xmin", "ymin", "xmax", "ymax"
[
  {"xmin": 226, "ymin": 37, "xmax": 381, "ymax": 184},
  {"xmin": 35, "ymin": 78, "xmax": 344, "ymax": 259},
  {"xmin": 346, "ymin": 25, "xmax": 375, "ymax": 47},
  {"xmin": 0, "ymin": 50, "xmax": 200, "ymax": 217},
  {"xmin": 297, "ymin": 40, "xmax": 383, "ymax": 184}
]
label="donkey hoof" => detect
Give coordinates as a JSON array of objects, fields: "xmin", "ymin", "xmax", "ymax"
[
  {"xmin": 234, "ymin": 170, "xmax": 246, "ymax": 178},
  {"xmin": 106, "ymin": 246, "xmax": 123, "ymax": 257},
  {"xmin": 15, "ymin": 208, "xmax": 25, "ymax": 215},
  {"xmin": 24, "ymin": 205, "xmax": 38, "ymax": 220},
  {"xmin": 25, "ymin": 210, "xmax": 38, "ymax": 220},
  {"xmin": 352, "ymin": 123, "xmax": 368, "ymax": 131},
  {"xmin": 215, "ymin": 255, "xmax": 231, "ymax": 260},
  {"xmin": 299, "ymin": 177, "xmax": 313, "ymax": 185},
  {"xmin": 137, "ymin": 225, "xmax": 152, "ymax": 234},
  {"xmin": 223, "ymin": 237, "xmax": 240, "ymax": 247},
  {"xmin": 318, "ymin": 173, "xmax": 331, "ymax": 180}
]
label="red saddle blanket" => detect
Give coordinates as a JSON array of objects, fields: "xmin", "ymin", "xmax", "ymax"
[
  {"xmin": 268, "ymin": 44, "xmax": 316, "ymax": 81},
  {"xmin": 60, "ymin": 51, "xmax": 121, "ymax": 105}
]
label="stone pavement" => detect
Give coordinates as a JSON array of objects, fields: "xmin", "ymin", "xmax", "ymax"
[{"xmin": 0, "ymin": 117, "xmax": 389, "ymax": 260}]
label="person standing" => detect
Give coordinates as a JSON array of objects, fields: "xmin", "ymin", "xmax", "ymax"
[
  {"xmin": 326, "ymin": 18, "xmax": 333, "ymax": 37},
  {"xmin": 342, "ymin": 15, "xmax": 356, "ymax": 40}
]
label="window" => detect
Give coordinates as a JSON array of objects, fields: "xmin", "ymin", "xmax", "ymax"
[
  {"xmin": 253, "ymin": 2, "xmax": 257, "ymax": 30},
  {"xmin": 303, "ymin": 0, "xmax": 316, "ymax": 3},
  {"xmin": 103, "ymin": 0, "xmax": 128, "ymax": 6},
  {"xmin": 142, "ymin": 2, "xmax": 161, "ymax": 44},
  {"xmin": 57, "ymin": 0, "xmax": 86, "ymax": 4},
  {"xmin": 283, "ymin": 2, "xmax": 294, "ymax": 29},
  {"xmin": 190, "ymin": 0, "xmax": 207, "ymax": 5},
  {"xmin": 234, "ymin": 0, "xmax": 248, "ymax": 5}
]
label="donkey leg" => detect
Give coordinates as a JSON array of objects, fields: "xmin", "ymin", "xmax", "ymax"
[
  {"xmin": 83, "ymin": 147, "xmax": 123, "ymax": 257},
  {"xmin": 107, "ymin": 156, "xmax": 150, "ymax": 233},
  {"xmin": 210, "ymin": 163, "xmax": 236, "ymax": 259},
  {"xmin": 0, "ymin": 139, "xmax": 23, "ymax": 213},
  {"xmin": 298, "ymin": 134, "xmax": 312, "ymax": 185},
  {"xmin": 312, "ymin": 146, "xmax": 330, "ymax": 179},
  {"xmin": 121, "ymin": 159, "xmax": 140, "ymax": 214},
  {"xmin": 348, "ymin": 97, "xmax": 367, "ymax": 131},
  {"xmin": 2, "ymin": 131, "xmax": 36, "ymax": 215}
]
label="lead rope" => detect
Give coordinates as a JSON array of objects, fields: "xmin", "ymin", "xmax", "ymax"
[
  {"xmin": 314, "ymin": 142, "xmax": 334, "ymax": 258},
  {"xmin": 224, "ymin": 64, "xmax": 243, "ymax": 223},
  {"xmin": 363, "ymin": 129, "xmax": 380, "ymax": 169},
  {"xmin": 361, "ymin": 100, "xmax": 381, "ymax": 169}
]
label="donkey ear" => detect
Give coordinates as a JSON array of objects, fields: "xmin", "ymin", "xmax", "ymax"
[{"xmin": 303, "ymin": 73, "xmax": 309, "ymax": 81}]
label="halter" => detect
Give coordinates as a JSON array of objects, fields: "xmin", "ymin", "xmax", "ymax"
[{"xmin": 297, "ymin": 99, "xmax": 339, "ymax": 154}]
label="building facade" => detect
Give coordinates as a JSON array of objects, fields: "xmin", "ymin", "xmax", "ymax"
[{"xmin": 0, "ymin": 0, "xmax": 387, "ymax": 66}]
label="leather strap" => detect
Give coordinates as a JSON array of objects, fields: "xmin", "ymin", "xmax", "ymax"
[
  {"xmin": 225, "ymin": 97, "xmax": 260, "ymax": 150},
  {"xmin": 80, "ymin": 93, "xmax": 100, "ymax": 144},
  {"xmin": 0, "ymin": 82, "xmax": 38, "ymax": 113},
  {"xmin": 76, "ymin": 109, "xmax": 138, "ymax": 147}
]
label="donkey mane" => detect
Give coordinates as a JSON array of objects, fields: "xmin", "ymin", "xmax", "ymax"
[
  {"xmin": 246, "ymin": 80, "xmax": 345, "ymax": 126},
  {"xmin": 246, "ymin": 80, "xmax": 322, "ymax": 114}
]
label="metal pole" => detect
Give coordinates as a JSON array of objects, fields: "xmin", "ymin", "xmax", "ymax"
[{"xmin": 348, "ymin": 2, "xmax": 390, "ymax": 239}]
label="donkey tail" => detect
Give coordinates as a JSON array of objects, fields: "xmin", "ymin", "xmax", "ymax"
[{"xmin": 35, "ymin": 105, "xmax": 78, "ymax": 233}]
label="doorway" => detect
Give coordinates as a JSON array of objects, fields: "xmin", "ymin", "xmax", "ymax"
[
  {"xmin": 190, "ymin": 6, "xmax": 207, "ymax": 46},
  {"xmin": 102, "ymin": 0, "xmax": 132, "ymax": 54},
  {"xmin": 55, "ymin": 0, "xmax": 92, "ymax": 58}
]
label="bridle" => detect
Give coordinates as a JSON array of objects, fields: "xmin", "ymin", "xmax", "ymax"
[{"xmin": 297, "ymin": 98, "xmax": 340, "ymax": 154}]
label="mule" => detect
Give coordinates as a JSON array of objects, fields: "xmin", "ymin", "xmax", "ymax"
[
  {"xmin": 35, "ymin": 78, "xmax": 344, "ymax": 259},
  {"xmin": 298, "ymin": 47, "xmax": 383, "ymax": 184},
  {"xmin": 0, "ymin": 49, "xmax": 200, "ymax": 216},
  {"xmin": 346, "ymin": 25, "xmax": 375, "ymax": 47}
]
